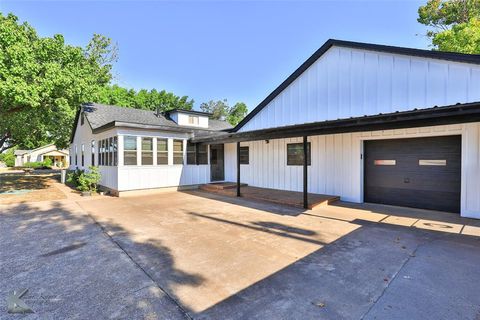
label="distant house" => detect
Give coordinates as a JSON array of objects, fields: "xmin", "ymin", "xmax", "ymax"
[
  {"xmin": 71, "ymin": 39, "xmax": 480, "ymax": 219},
  {"xmin": 15, "ymin": 144, "xmax": 69, "ymax": 167}
]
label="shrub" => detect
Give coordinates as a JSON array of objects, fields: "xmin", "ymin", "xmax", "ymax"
[
  {"xmin": 67, "ymin": 168, "xmax": 84, "ymax": 186},
  {"xmin": 0, "ymin": 149, "xmax": 15, "ymax": 167},
  {"xmin": 76, "ymin": 166, "xmax": 101, "ymax": 192},
  {"xmin": 43, "ymin": 157, "xmax": 52, "ymax": 167},
  {"xmin": 24, "ymin": 161, "xmax": 44, "ymax": 169}
]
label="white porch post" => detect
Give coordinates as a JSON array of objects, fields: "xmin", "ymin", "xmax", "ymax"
[
  {"xmin": 136, "ymin": 136, "xmax": 141, "ymax": 166},
  {"xmin": 168, "ymin": 138, "xmax": 173, "ymax": 165},
  {"xmin": 118, "ymin": 135, "xmax": 124, "ymax": 166}
]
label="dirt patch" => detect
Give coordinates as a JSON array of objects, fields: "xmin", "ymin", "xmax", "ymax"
[{"xmin": 0, "ymin": 174, "xmax": 66, "ymax": 204}]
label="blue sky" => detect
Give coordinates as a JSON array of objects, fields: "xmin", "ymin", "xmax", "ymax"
[{"xmin": 1, "ymin": 0, "xmax": 429, "ymax": 111}]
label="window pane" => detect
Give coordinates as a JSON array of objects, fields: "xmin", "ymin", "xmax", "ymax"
[
  {"xmin": 113, "ymin": 136, "xmax": 117, "ymax": 166},
  {"xmin": 187, "ymin": 142, "xmax": 196, "ymax": 165},
  {"xmin": 187, "ymin": 152, "xmax": 196, "ymax": 164},
  {"xmin": 240, "ymin": 146, "xmax": 249, "ymax": 164},
  {"xmin": 124, "ymin": 151, "xmax": 137, "ymax": 165},
  {"xmin": 188, "ymin": 116, "xmax": 199, "ymax": 125},
  {"xmin": 157, "ymin": 153, "xmax": 168, "ymax": 165},
  {"xmin": 124, "ymin": 136, "xmax": 137, "ymax": 151},
  {"xmin": 142, "ymin": 137, "xmax": 153, "ymax": 151},
  {"xmin": 142, "ymin": 154, "xmax": 153, "ymax": 165},
  {"xmin": 91, "ymin": 140, "xmax": 95, "ymax": 166},
  {"xmin": 173, "ymin": 155, "xmax": 183, "ymax": 165},
  {"xmin": 287, "ymin": 142, "xmax": 311, "ymax": 166},
  {"xmin": 157, "ymin": 139, "xmax": 167, "ymax": 151},
  {"xmin": 173, "ymin": 140, "xmax": 183, "ymax": 164},
  {"xmin": 173, "ymin": 140, "xmax": 183, "ymax": 152}
]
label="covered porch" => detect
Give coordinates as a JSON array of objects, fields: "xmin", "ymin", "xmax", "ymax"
[
  {"xmin": 199, "ymin": 182, "xmax": 339, "ymax": 209},
  {"xmin": 193, "ymin": 102, "xmax": 480, "ymax": 211}
]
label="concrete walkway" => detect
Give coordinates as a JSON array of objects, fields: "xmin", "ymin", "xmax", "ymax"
[{"xmin": 1, "ymin": 185, "xmax": 480, "ymax": 319}]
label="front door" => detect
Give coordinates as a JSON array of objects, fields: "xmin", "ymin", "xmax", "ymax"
[{"xmin": 210, "ymin": 144, "xmax": 225, "ymax": 181}]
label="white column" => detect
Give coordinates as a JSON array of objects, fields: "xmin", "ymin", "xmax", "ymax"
[
  {"xmin": 183, "ymin": 139, "xmax": 187, "ymax": 165},
  {"xmin": 118, "ymin": 135, "xmax": 124, "ymax": 166},
  {"xmin": 153, "ymin": 137, "xmax": 157, "ymax": 166},
  {"xmin": 168, "ymin": 138, "xmax": 173, "ymax": 165},
  {"xmin": 136, "ymin": 136, "xmax": 141, "ymax": 166}
]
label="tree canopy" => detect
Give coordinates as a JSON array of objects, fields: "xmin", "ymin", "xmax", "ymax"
[
  {"xmin": 0, "ymin": 13, "xmax": 115, "ymax": 152},
  {"xmin": 0, "ymin": 13, "xmax": 197, "ymax": 152},
  {"xmin": 200, "ymin": 100, "xmax": 248, "ymax": 126},
  {"xmin": 96, "ymin": 85, "xmax": 194, "ymax": 112},
  {"xmin": 418, "ymin": 0, "xmax": 480, "ymax": 53}
]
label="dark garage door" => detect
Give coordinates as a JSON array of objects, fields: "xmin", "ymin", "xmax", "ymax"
[{"xmin": 364, "ymin": 136, "xmax": 461, "ymax": 213}]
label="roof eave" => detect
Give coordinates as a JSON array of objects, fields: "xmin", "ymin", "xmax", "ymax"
[{"xmin": 192, "ymin": 102, "xmax": 480, "ymax": 144}]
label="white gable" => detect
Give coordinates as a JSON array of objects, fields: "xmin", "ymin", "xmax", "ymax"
[{"xmin": 239, "ymin": 46, "xmax": 480, "ymax": 132}]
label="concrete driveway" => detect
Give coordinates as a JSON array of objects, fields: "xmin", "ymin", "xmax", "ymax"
[{"xmin": 1, "ymin": 190, "xmax": 480, "ymax": 319}]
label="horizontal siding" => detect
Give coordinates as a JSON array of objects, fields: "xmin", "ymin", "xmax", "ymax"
[
  {"xmin": 240, "ymin": 46, "xmax": 480, "ymax": 132},
  {"xmin": 226, "ymin": 123, "xmax": 480, "ymax": 219}
]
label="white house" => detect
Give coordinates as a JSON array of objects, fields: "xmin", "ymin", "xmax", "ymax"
[
  {"xmin": 70, "ymin": 39, "xmax": 480, "ymax": 219},
  {"xmin": 15, "ymin": 144, "xmax": 69, "ymax": 167}
]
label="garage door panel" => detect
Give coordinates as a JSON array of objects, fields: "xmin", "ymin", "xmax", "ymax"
[
  {"xmin": 365, "ymin": 186, "xmax": 461, "ymax": 213},
  {"xmin": 364, "ymin": 136, "xmax": 461, "ymax": 213}
]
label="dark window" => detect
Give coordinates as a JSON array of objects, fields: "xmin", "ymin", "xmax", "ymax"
[
  {"xmin": 197, "ymin": 144, "xmax": 208, "ymax": 165},
  {"xmin": 109, "ymin": 137, "xmax": 114, "ymax": 166},
  {"xmin": 75, "ymin": 145, "xmax": 78, "ymax": 165},
  {"xmin": 124, "ymin": 136, "xmax": 137, "ymax": 165},
  {"xmin": 287, "ymin": 142, "xmax": 311, "ymax": 166},
  {"xmin": 100, "ymin": 140, "xmax": 104, "ymax": 166},
  {"xmin": 81, "ymin": 112, "xmax": 84, "ymax": 125},
  {"xmin": 239, "ymin": 146, "xmax": 249, "ymax": 164},
  {"xmin": 113, "ymin": 136, "xmax": 118, "ymax": 166},
  {"xmin": 141, "ymin": 137, "xmax": 153, "ymax": 165},
  {"xmin": 91, "ymin": 140, "xmax": 95, "ymax": 166},
  {"xmin": 106, "ymin": 138, "xmax": 110, "ymax": 166},
  {"xmin": 187, "ymin": 142, "xmax": 196, "ymax": 165},
  {"xmin": 173, "ymin": 140, "xmax": 184, "ymax": 165},
  {"xmin": 81, "ymin": 144, "xmax": 84, "ymax": 166},
  {"xmin": 157, "ymin": 138, "xmax": 168, "ymax": 165}
]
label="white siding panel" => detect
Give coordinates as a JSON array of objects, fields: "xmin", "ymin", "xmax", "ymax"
[
  {"xmin": 226, "ymin": 123, "xmax": 480, "ymax": 218},
  {"xmin": 239, "ymin": 46, "xmax": 480, "ymax": 132}
]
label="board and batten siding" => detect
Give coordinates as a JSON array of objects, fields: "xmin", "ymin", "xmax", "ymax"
[
  {"xmin": 239, "ymin": 46, "xmax": 480, "ymax": 132},
  {"xmin": 70, "ymin": 114, "xmax": 118, "ymax": 190},
  {"xmin": 225, "ymin": 123, "xmax": 480, "ymax": 219}
]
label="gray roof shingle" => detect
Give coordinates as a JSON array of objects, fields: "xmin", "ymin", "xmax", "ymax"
[{"xmin": 82, "ymin": 103, "xmax": 232, "ymax": 132}]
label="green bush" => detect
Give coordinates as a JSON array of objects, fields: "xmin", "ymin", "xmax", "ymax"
[
  {"xmin": 24, "ymin": 161, "xmax": 44, "ymax": 169},
  {"xmin": 76, "ymin": 166, "xmax": 101, "ymax": 192},
  {"xmin": 67, "ymin": 168, "xmax": 84, "ymax": 186},
  {"xmin": 43, "ymin": 157, "xmax": 52, "ymax": 167},
  {"xmin": 0, "ymin": 149, "xmax": 15, "ymax": 167}
]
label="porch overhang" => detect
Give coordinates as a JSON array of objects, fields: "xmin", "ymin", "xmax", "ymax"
[{"xmin": 191, "ymin": 101, "xmax": 480, "ymax": 144}]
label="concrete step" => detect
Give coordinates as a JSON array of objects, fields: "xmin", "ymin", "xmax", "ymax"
[{"xmin": 199, "ymin": 182, "xmax": 248, "ymax": 192}]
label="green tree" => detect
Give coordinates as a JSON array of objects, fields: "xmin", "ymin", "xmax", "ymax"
[
  {"xmin": 97, "ymin": 85, "xmax": 194, "ymax": 112},
  {"xmin": 0, "ymin": 13, "xmax": 116, "ymax": 152},
  {"xmin": 418, "ymin": 0, "xmax": 480, "ymax": 53},
  {"xmin": 200, "ymin": 99, "xmax": 230, "ymax": 120},
  {"xmin": 200, "ymin": 99, "xmax": 248, "ymax": 126},
  {"xmin": 227, "ymin": 102, "xmax": 248, "ymax": 126}
]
